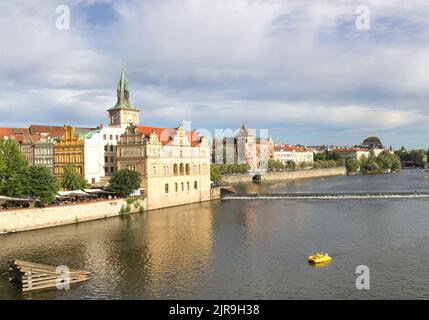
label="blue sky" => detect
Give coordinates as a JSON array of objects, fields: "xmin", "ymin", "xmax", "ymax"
[{"xmin": 1, "ymin": 0, "xmax": 429, "ymax": 149}]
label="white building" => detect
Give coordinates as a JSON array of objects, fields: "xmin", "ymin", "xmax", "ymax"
[
  {"xmin": 84, "ymin": 126, "xmax": 124, "ymax": 185},
  {"xmin": 273, "ymin": 144, "xmax": 314, "ymax": 165}
]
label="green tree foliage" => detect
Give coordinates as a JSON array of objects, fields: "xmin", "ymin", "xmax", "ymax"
[
  {"xmin": 395, "ymin": 148, "xmax": 427, "ymax": 162},
  {"xmin": 286, "ymin": 160, "xmax": 296, "ymax": 171},
  {"xmin": 26, "ymin": 166, "xmax": 59, "ymax": 205},
  {"xmin": 345, "ymin": 159, "xmax": 360, "ymax": 173},
  {"xmin": 109, "ymin": 169, "xmax": 141, "ymax": 197},
  {"xmin": 268, "ymin": 159, "xmax": 285, "ymax": 172},
  {"xmin": 210, "ymin": 164, "xmax": 221, "ymax": 183},
  {"xmin": 0, "ymin": 139, "xmax": 28, "ymax": 197},
  {"xmin": 210, "ymin": 164, "xmax": 251, "ymax": 175},
  {"xmin": 61, "ymin": 164, "xmax": 89, "ymax": 191},
  {"xmin": 0, "ymin": 139, "xmax": 58, "ymax": 204}
]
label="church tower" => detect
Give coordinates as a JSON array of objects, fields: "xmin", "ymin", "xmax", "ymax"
[{"xmin": 108, "ymin": 67, "xmax": 140, "ymax": 128}]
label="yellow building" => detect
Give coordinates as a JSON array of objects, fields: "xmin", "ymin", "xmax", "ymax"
[
  {"xmin": 54, "ymin": 126, "xmax": 91, "ymax": 178},
  {"xmin": 117, "ymin": 124, "xmax": 211, "ymax": 210}
]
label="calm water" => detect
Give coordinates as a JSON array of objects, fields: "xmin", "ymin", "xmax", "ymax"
[{"xmin": 1, "ymin": 169, "xmax": 429, "ymax": 300}]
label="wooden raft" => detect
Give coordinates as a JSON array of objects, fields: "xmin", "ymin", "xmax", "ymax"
[{"xmin": 9, "ymin": 259, "xmax": 91, "ymax": 292}]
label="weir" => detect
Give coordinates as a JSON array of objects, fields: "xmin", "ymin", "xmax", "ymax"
[{"xmin": 222, "ymin": 191, "xmax": 429, "ymax": 200}]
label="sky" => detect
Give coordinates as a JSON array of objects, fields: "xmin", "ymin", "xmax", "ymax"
[{"xmin": 1, "ymin": 0, "xmax": 429, "ymax": 149}]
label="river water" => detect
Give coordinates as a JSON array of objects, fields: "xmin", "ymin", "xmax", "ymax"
[{"xmin": 1, "ymin": 169, "xmax": 429, "ymax": 300}]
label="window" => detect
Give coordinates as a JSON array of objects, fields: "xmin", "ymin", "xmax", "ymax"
[
  {"xmin": 116, "ymin": 135, "xmax": 119, "ymax": 141},
  {"xmin": 103, "ymin": 134, "xmax": 107, "ymax": 140},
  {"xmin": 173, "ymin": 164, "xmax": 178, "ymax": 175},
  {"xmin": 152, "ymin": 165, "xmax": 157, "ymax": 175},
  {"xmin": 181, "ymin": 182, "xmax": 184, "ymax": 191},
  {"xmin": 110, "ymin": 145, "xmax": 114, "ymax": 152},
  {"xmin": 105, "ymin": 167, "xmax": 109, "ymax": 173},
  {"xmin": 194, "ymin": 181, "xmax": 198, "ymax": 190},
  {"xmin": 175, "ymin": 183, "xmax": 178, "ymax": 192},
  {"xmin": 111, "ymin": 167, "xmax": 115, "ymax": 173},
  {"xmin": 185, "ymin": 164, "xmax": 190, "ymax": 175},
  {"xmin": 187, "ymin": 182, "xmax": 190, "ymax": 191},
  {"xmin": 111, "ymin": 157, "xmax": 114, "ymax": 163},
  {"xmin": 180, "ymin": 163, "xmax": 184, "ymax": 175},
  {"xmin": 110, "ymin": 135, "xmax": 113, "ymax": 140},
  {"xmin": 105, "ymin": 156, "xmax": 108, "ymax": 163},
  {"xmin": 165, "ymin": 184, "xmax": 169, "ymax": 194},
  {"xmin": 104, "ymin": 145, "xmax": 108, "ymax": 151}
]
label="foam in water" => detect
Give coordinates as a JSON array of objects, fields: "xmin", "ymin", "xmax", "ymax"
[{"xmin": 223, "ymin": 192, "xmax": 429, "ymax": 200}]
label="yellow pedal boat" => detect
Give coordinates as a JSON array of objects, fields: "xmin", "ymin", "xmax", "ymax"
[{"xmin": 308, "ymin": 252, "xmax": 332, "ymax": 264}]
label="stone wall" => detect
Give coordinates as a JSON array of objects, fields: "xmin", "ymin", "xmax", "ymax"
[
  {"xmin": 210, "ymin": 187, "xmax": 221, "ymax": 200},
  {"xmin": 220, "ymin": 167, "xmax": 347, "ymax": 184},
  {"xmin": 0, "ymin": 198, "xmax": 147, "ymax": 235}
]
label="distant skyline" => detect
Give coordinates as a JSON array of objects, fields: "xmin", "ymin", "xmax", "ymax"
[{"xmin": 2, "ymin": 1, "xmax": 429, "ymax": 149}]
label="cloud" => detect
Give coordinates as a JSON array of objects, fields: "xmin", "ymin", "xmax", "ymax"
[{"xmin": 1, "ymin": 0, "xmax": 429, "ymax": 147}]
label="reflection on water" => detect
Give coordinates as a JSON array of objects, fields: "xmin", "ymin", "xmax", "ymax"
[{"xmin": 1, "ymin": 169, "xmax": 429, "ymax": 299}]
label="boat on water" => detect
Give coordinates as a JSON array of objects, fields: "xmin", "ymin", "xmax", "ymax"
[{"xmin": 308, "ymin": 252, "xmax": 332, "ymax": 264}]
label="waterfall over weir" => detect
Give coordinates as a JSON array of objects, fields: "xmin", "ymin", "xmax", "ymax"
[{"xmin": 222, "ymin": 191, "xmax": 429, "ymax": 200}]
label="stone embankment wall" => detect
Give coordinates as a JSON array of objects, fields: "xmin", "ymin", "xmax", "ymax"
[
  {"xmin": 220, "ymin": 167, "xmax": 347, "ymax": 184},
  {"xmin": 0, "ymin": 198, "xmax": 147, "ymax": 235}
]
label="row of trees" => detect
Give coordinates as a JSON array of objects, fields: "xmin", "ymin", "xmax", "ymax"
[
  {"xmin": 0, "ymin": 139, "xmax": 142, "ymax": 206},
  {"xmin": 211, "ymin": 164, "xmax": 251, "ymax": 183},
  {"xmin": 346, "ymin": 150, "xmax": 401, "ymax": 174},
  {"xmin": 395, "ymin": 148, "xmax": 428, "ymax": 162},
  {"xmin": 0, "ymin": 139, "xmax": 59, "ymax": 204}
]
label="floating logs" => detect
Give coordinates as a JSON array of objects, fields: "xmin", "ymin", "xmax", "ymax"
[{"xmin": 9, "ymin": 259, "xmax": 91, "ymax": 292}]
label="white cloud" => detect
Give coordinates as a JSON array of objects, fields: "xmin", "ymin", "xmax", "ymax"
[{"xmin": 1, "ymin": 0, "xmax": 429, "ymax": 147}]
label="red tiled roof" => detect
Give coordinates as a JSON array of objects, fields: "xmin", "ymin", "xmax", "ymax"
[
  {"xmin": 29, "ymin": 125, "xmax": 65, "ymax": 138},
  {"xmin": 136, "ymin": 125, "xmax": 202, "ymax": 147},
  {"xmin": 331, "ymin": 148, "xmax": 368, "ymax": 152},
  {"xmin": 274, "ymin": 144, "xmax": 308, "ymax": 152}
]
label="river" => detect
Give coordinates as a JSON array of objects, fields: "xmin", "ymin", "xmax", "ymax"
[{"xmin": 1, "ymin": 169, "xmax": 429, "ymax": 299}]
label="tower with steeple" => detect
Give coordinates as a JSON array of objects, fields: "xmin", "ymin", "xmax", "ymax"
[{"xmin": 108, "ymin": 67, "xmax": 140, "ymax": 129}]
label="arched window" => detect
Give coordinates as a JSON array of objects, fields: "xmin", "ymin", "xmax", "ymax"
[
  {"xmin": 185, "ymin": 163, "xmax": 190, "ymax": 175},
  {"xmin": 180, "ymin": 163, "xmax": 184, "ymax": 175},
  {"xmin": 173, "ymin": 164, "xmax": 178, "ymax": 175},
  {"xmin": 194, "ymin": 181, "xmax": 198, "ymax": 190}
]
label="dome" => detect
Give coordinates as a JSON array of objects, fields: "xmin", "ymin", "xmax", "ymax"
[{"xmin": 361, "ymin": 136, "xmax": 384, "ymax": 149}]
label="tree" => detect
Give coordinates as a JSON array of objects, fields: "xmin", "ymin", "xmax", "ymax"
[
  {"xmin": 109, "ymin": 169, "xmax": 141, "ymax": 197},
  {"xmin": 26, "ymin": 166, "xmax": 59, "ymax": 205},
  {"xmin": 0, "ymin": 138, "xmax": 28, "ymax": 197},
  {"xmin": 286, "ymin": 160, "xmax": 296, "ymax": 171},
  {"xmin": 345, "ymin": 159, "xmax": 360, "ymax": 173},
  {"xmin": 268, "ymin": 159, "xmax": 284, "ymax": 172},
  {"xmin": 61, "ymin": 164, "xmax": 88, "ymax": 191},
  {"xmin": 211, "ymin": 164, "xmax": 221, "ymax": 184}
]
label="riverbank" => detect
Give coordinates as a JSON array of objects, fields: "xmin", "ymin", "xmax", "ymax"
[
  {"xmin": 220, "ymin": 167, "xmax": 347, "ymax": 184},
  {"xmin": 0, "ymin": 188, "xmax": 222, "ymax": 235},
  {"xmin": 0, "ymin": 198, "xmax": 146, "ymax": 235}
]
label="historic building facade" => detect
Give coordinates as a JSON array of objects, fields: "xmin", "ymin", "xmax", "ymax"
[
  {"xmin": 54, "ymin": 126, "xmax": 90, "ymax": 178},
  {"xmin": 34, "ymin": 134, "xmax": 55, "ymax": 172},
  {"xmin": 84, "ymin": 126, "xmax": 124, "ymax": 185},
  {"xmin": 236, "ymin": 124, "xmax": 258, "ymax": 171},
  {"xmin": 117, "ymin": 124, "xmax": 211, "ymax": 210},
  {"xmin": 273, "ymin": 144, "xmax": 314, "ymax": 165},
  {"xmin": 107, "ymin": 68, "xmax": 140, "ymax": 129}
]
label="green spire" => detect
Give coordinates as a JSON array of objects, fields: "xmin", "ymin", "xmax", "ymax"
[{"xmin": 109, "ymin": 67, "xmax": 138, "ymax": 111}]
